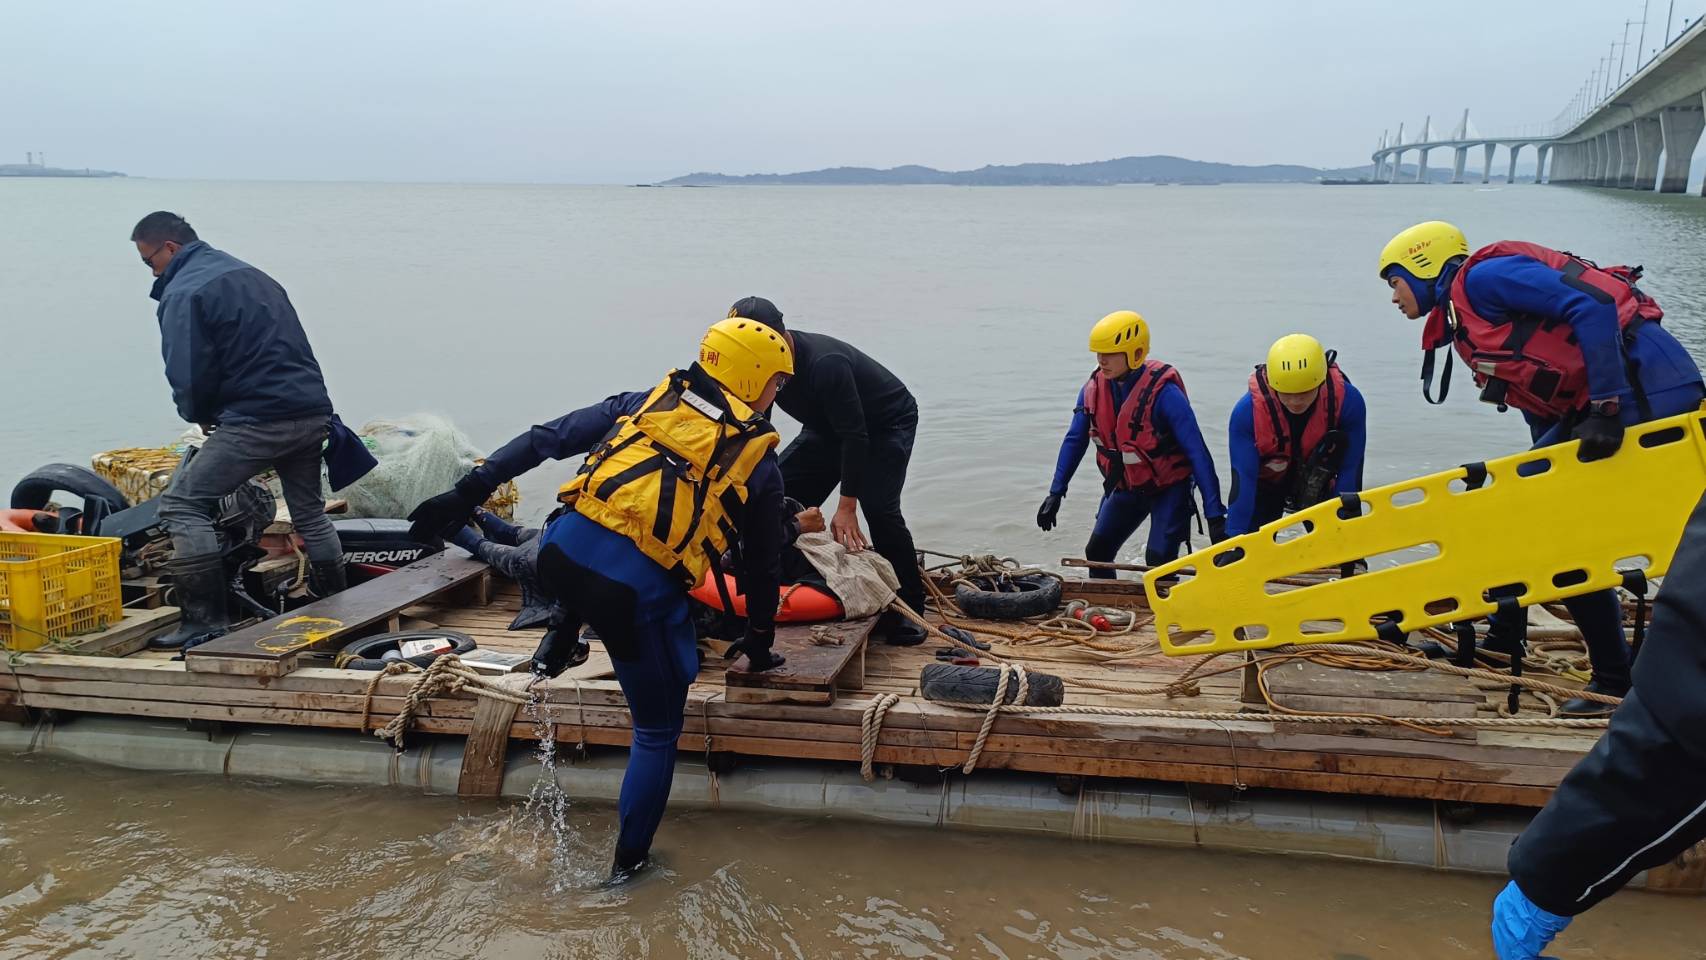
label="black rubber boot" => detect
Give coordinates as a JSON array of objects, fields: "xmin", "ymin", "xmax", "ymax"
[
  {"xmin": 528, "ymin": 627, "xmax": 590, "ymax": 678},
  {"xmin": 308, "ymin": 559, "xmax": 347, "ymax": 598},
  {"xmin": 151, "ymin": 553, "xmax": 230, "ymax": 650},
  {"xmin": 1559, "ymin": 678, "xmax": 1630, "ymax": 717},
  {"xmin": 606, "ymin": 846, "xmax": 652, "ymax": 886},
  {"xmin": 881, "ymin": 616, "xmax": 928, "ymax": 647}
]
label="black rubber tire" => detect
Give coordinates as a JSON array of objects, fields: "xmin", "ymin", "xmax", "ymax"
[
  {"xmin": 952, "ymin": 574, "xmax": 1063, "ymax": 621},
  {"xmin": 919, "ymin": 662, "xmax": 1066, "ymax": 707},
  {"xmin": 10, "ymin": 463, "xmax": 131, "ymax": 513},
  {"xmin": 336, "ymin": 629, "xmax": 477, "ymax": 671}
]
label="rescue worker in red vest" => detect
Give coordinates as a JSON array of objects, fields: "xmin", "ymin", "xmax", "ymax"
[
  {"xmin": 1379, "ymin": 221, "xmax": 1704, "ymax": 715},
  {"xmin": 1225, "ymin": 334, "xmax": 1367, "ymax": 537},
  {"xmin": 408, "ymin": 318, "xmax": 794, "ymax": 882},
  {"xmin": 1037, "ymin": 311, "xmax": 1226, "ymax": 575}
]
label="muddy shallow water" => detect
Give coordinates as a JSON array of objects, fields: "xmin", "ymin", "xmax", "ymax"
[{"xmin": 1, "ymin": 757, "xmax": 1700, "ymax": 959}]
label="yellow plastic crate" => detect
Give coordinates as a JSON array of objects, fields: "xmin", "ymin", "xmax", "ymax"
[{"xmin": 0, "ymin": 532, "xmax": 124, "ymax": 651}]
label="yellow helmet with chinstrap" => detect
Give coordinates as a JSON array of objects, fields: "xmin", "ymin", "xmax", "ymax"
[
  {"xmin": 1088, "ymin": 310, "xmax": 1151, "ymax": 366},
  {"xmin": 700, "ymin": 317, "xmax": 793, "ymax": 403}
]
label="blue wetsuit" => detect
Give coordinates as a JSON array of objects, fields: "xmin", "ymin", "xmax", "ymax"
[
  {"xmin": 1225, "ymin": 381, "xmax": 1368, "ymax": 537},
  {"xmin": 472, "ymin": 377, "xmax": 786, "ymax": 870},
  {"xmin": 1437, "ymin": 254, "xmax": 1704, "ymax": 692},
  {"xmin": 1050, "ymin": 374, "xmax": 1224, "ymax": 576}
]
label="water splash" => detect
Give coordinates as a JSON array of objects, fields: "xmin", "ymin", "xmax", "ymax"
[{"xmin": 512, "ymin": 684, "xmax": 594, "ymax": 891}]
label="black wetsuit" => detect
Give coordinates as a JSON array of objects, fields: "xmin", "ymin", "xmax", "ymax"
[
  {"xmin": 773, "ymin": 331, "xmax": 923, "ymax": 610},
  {"xmin": 1507, "ymin": 489, "xmax": 1706, "ymax": 915}
]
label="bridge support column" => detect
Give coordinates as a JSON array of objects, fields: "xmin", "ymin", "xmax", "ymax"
[
  {"xmin": 1415, "ymin": 146, "xmax": 1430, "ymax": 183},
  {"xmin": 1658, "ymin": 103, "xmax": 1705, "ymax": 193},
  {"xmin": 1481, "ymin": 143, "xmax": 1496, "ymax": 183},
  {"xmin": 1616, "ymin": 125, "xmax": 1637, "ymax": 187},
  {"xmin": 1535, "ymin": 144, "xmax": 1551, "ymax": 183},
  {"xmin": 1507, "ymin": 143, "xmax": 1526, "ymax": 184},
  {"xmin": 1597, "ymin": 131, "xmax": 1617, "ymax": 185},
  {"xmin": 1633, "ymin": 116, "xmax": 1663, "ymax": 190},
  {"xmin": 1372, "ymin": 154, "xmax": 1386, "ymax": 181},
  {"xmin": 1451, "ymin": 146, "xmax": 1468, "ymax": 183},
  {"xmin": 1387, "ymin": 149, "xmax": 1402, "ymax": 182}
]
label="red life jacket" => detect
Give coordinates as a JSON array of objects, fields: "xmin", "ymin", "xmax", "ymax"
[
  {"xmin": 1421, "ymin": 241, "xmax": 1664, "ymax": 419},
  {"xmin": 1083, "ymin": 361, "xmax": 1193, "ymax": 492},
  {"xmin": 1248, "ymin": 361, "xmax": 1346, "ymax": 485}
]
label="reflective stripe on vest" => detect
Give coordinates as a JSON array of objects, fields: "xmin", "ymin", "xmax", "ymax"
[
  {"xmin": 1083, "ymin": 361, "xmax": 1193, "ymax": 491},
  {"xmin": 557, "ymin": 370, "xmax": 778, "ymax": 586},
  {"xmin": 1420, "ymin": 241, "xmax": 1664, "ymax": 419}
]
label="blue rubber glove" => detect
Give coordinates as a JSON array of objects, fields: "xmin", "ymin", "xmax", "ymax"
[{"xmin": 1491, "ymin": 880, "xmax": 1570, "ymax": 960}]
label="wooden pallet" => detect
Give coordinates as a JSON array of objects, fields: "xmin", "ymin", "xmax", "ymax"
[{"xmin": 724, "ymin": 617, "xmax": 875, "ymax": 706}]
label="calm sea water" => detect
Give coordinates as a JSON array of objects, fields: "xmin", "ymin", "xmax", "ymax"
[
  {"xmin": 7, "ymin": 179, "xmax": 1706, "ymax": 557},
  {"xmin": 5, "ymin": 180, "xmax": 1706, "ymax": 958}
]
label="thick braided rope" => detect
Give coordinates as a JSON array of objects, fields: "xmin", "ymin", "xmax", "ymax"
[
  {"xmin": 963, "ymin": 663, "xmax": 1028, "ymax": 774},
  {"xmin": 365, "ymin": 654, "xmax": 531, "ymax": 750},
  {"xmin": 859, "ymin": 693, "xmax": 902, "ymax": 781}
]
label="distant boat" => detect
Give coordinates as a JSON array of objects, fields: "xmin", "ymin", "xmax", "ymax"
[{"xmin": 1317, "ymin": 178, "xmax": 1380, "ymax": 186}]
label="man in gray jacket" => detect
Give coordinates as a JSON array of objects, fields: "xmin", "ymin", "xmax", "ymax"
[{"xmin": 134, "ymin": 211, "xmax": 368, "ymax": 648}]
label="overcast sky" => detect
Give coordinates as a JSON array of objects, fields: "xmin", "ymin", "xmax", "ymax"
[{"xmin": 3, "ymin": 1, "xmax": 1686, "ymax": 183}]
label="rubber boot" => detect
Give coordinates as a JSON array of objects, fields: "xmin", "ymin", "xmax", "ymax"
[
  {"xmin": 309, "ymin": 559, "xmax": 347, "ymax": 598},
  {"xmin": 1559, "ymin": 678, "xmax": 1630, "ymax": 717},
  {"xmin": 606, "ymin": 846, "xmax": 652, "ymax": 886},
  {"xmin": 529, "ymin": 627, "xmax": 590, "ymax": 678},
  {"xmin": 151, "ymin": 553, "xmax": 230, "ymax": 650},
  {"xmin": 879, "ymin": 613, "xmax": 928, "ymax": 647}
]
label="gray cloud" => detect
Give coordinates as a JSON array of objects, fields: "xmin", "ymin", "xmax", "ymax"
[{"xmin": 2, "ymin": 0, "xmax": 1663, "ymax": 182}]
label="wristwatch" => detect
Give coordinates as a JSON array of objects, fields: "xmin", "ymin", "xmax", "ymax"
[{"xmin": 1589, "ymin": 398, "xmax": 1621, "ymax": 417}]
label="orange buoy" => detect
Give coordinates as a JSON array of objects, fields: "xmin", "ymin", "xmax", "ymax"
[
  {"xmin": 689, "ymin": 571, "xmax": 844, "ymax": 623},
  {"xmin": 0, "ymin": 509, "xmax": 55, "ymax": 533}
]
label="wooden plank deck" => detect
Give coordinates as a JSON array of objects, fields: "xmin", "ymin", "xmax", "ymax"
[{"xmin": 0, "ymin": 554, "xmax": 1608, "ymax": 810}]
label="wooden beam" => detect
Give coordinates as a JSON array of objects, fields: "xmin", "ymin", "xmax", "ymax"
[
  {"xmin": 457, "ymin": 674, "xmax": 531, "ymax": 797},
  {"xmin": 185, "ymin": 553, "xmax": 489, "ymax": 677}
]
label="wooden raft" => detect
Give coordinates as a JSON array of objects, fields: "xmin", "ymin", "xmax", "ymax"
[{"xmin": 0, "ymin": 558, "xmax": 1613, "ymax": 811}]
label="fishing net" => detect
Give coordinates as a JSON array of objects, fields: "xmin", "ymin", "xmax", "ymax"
[{"xmin": 333, "ymin": 415, "xmax": 518, "ymax": 520}]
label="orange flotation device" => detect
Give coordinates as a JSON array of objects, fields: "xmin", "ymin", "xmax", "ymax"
[
  {"xmin": 0, "ymin": 509, "xmax": 55, "ymax": 533},
  {"xmin": 689, "ymin": 571, "xmax": 844, "ymax": 622}
]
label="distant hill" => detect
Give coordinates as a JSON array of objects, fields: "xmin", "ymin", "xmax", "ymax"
[
  {"xmin": 0, "ymin": 164, "xmax": 125, "ymax": 178},
  {"xmin": 660, "ymin": 154, "xmax": 1387, "ymax": 187}
]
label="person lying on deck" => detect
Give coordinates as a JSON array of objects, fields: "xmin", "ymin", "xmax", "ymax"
[{"xmin": 688, "ymin": 497, "xmax": 904, "ymax": 632}]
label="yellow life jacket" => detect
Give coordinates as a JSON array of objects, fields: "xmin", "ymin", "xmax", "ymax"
[{"xmin": 557, "ymin": 369, "xmax": 779, "ymax": 586}]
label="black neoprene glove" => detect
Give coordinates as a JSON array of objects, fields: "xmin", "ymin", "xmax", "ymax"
[
  {"xmin": 408, "ymin": 473, "xmax": 494, "ymax": 542},
  {"xmin": 1036, "ymin": 494, "xmax": 1063, "ymax": 531},
  {"xmin": 1573, "ymin": 410, "xmax": 1625, "ymax": 462},
  {"xmin": 1207, "ymin": 515, "xmax": 1228, "ymax": 544}
]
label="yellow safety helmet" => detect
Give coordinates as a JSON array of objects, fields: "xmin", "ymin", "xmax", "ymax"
[
  {"xmin": 1378, "ymin": 220, "xmax": 1469, "ymax": 281},
  {"xmin": 1088, "ymin": 310, "xmax": 1150, "ymax": 366},
  {"xmin": 699, "ymin": 316, "xmax": 794, "ymax": 404},
  {"xmin": 1265, "ymin": 333, "xmax": 1328, "ymax": 394}
]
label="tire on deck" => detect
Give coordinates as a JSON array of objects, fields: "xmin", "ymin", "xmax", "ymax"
[
  {"xmin": 952, "ymin": 574, "xmax": 1063, "ymax": 621},
  {"xmin": 10, "ymin": 463, "xmax": 131, "ymax": 514},
  {"xmin": 919, "ymin": 662, "xmax": 1065, "ymax": 707},
  {"xmin": 335, "ymin": 629, "xmax": 478, "ymax": 670}
]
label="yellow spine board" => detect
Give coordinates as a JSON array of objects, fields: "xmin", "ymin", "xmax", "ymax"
[{"xmin": 1147, "ymin": 407, "xmax": 1706, "ymax": 656}]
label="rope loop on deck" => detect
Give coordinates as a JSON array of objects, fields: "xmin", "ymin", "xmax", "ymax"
[
  {"xmin": 361, "ymin": 653, "xmax": 530, "ymax": 751},
  {"xmin": 859, "ymin": 693, "xmax": 901, "ymax": 781}
]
